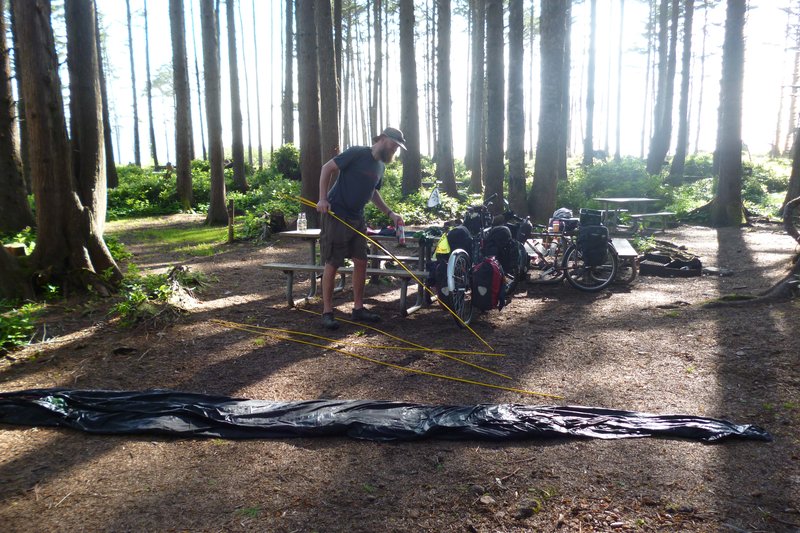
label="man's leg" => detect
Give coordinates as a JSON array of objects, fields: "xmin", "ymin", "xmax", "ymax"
[
  {"xmin": 321, "ymin": 262, "xmax": 340, "ymax": 329},
  {"xmin": 351, "ymin": 257, "xmax": 380, "ymax": 322},
  {"xmin": 351, "ymin": 257, "xmax": 367, "ymax": 309},
  {"xmin": 322, "ymin": 262, "xmax": 338, "ymax": 313}
]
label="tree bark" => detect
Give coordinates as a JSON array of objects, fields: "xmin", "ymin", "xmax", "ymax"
[
  {"xmin": 282, "ymin": 0, "xmax": 294, "ymax": 145},
  {"xmin": 0, "ymin": 0, "xmax": 35, "ymax": 235},
  {"xmin": 143, "ymin": 0, "xmax": 158, "ymax": 167},
  {"xmin": 370, "ymin": 0, "xmax": 382, "ymax": 138},
  {"xmin": 646, "ymin": 0, "xmax": 679, "ymax": 175},
  {"xmin": 188, "ymin": 0, "xmax": 206, "ymax": 160},
  {"xmin": 614, "ymin": 0, "xmax": 625, "ymax": 162},
  {"xmin": 67, "ymin": 0, "xmax": 106, "ymax": 235},
  {"xmin": 710, "ymin": 0, "xmax": 746, "ymax": 227},
  {"xmin": 316, "ymin": 0, "xmax": 340, "ymax": 163},
  {"xmin": 200, "ymin": 0, "xmax": 228, "ymax": 225},
  {"xmin": 466, "ymin": 0, "xmax": 485, "ymax": 193},
  {"xmin": 251, "ymin": 0, "xmax": 262, "ymax": 168},
  {"xmin": 528, "ymin": 0, "xmax": 570, "ymax": 224},
  {"xmin": 582, "ymin": 0, "xmax": 597, "ymax": 167},
  {"xmin": 170, "ymin": 0, "xmax": 194, "ymax": 210},
  {"xmin": 399, "ymin": 0, "xmax": 421, "ymax": 197},
  {"xmin": 296, "ymin": 0, "xmax": 321, "ymax": 227},
  {"xmin": 126, "ymin": 0, "xmax": 141, "ymax": 166},
  {"xmin": 435, "ymin": 0, "xmax": 457, "ymax": 198},
  {"xmin": 668, "ymin": 0, "xmax": 695, "ymax": 184},
  {"xmin": 94, "ymin": 9, "xmax": 118, "ymax": 189},
  {"xmin": 507, "ymin": 0, "xmax": 526, "ymax": 215},
  {"xmin": 484, "ymin": 0, "xmax": 504, "ymax": 209},
  {"xmin": 226, "ymin": 0, "xmax": 247, "ymax": 192},
  {"xmin": 11, "ymin": 0, "xmax": 120, "ymax": 294}
]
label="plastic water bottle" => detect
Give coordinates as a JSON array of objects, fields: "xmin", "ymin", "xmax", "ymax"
[
  {"xmin": 297, "ymin": 212, "xmax": 307, "ymax": 231},
  {"xmin": 397, "ymin": 223, "xmax": 406, "ymax": 246}
]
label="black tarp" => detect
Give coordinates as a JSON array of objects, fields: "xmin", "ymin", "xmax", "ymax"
[{"xmin": 0, "ymin": 389, "xmax": 772, "ymax": 443}]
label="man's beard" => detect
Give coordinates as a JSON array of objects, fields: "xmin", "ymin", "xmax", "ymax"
[{"xmin": 380, "ymin": 147, "xmax": 396, "ymax": 163}]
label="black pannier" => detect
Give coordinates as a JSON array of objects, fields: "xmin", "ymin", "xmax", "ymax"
[
  {"xmin": 446, "ymin": 225, "xmax": 473, "ymax": 256},
  {"xmin": 577, "ymin": 225, "xmax": 609, "ymax": 266},
  {"xmin": 579, "ymin": 208, "xmax": 603, "ymax": 226}
]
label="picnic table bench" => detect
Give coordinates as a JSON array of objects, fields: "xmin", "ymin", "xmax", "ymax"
[
  {"xmin": 262, "ymin": 228, "xmax": 434, "ymax": 316},
  {"xmin": 629, "ymin": 212, "xmax": 676, "ymax": 233},
  {"xmin": 611, "ymin": 237, "xmax": 639, "ymax": 284},
  {"xmin": 261, "ymin": 262, "xmax": 429, "ymax": 315}
]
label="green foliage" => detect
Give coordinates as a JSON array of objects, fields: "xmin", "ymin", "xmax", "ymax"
[
  {"xmin": 104, "ymin": 235, "xmax": 132, "ymax": 263},
  {"xmin": 557, "ymin": 157, "xmax": 664, "ymax": 212},
  {"xmin": 0, "ymin": 226, "xmax": 36, "ymax": 254},
  {"xmin": 0, "ymin": 301, "xmax": 41, "ymax": 352},
  {"xmin": 270, "ymin": 143, "xmax": 301, "ymax": 181},
  {"xmin": 111, "ymin": 265, "xmax": 211, "ymax": 326}
]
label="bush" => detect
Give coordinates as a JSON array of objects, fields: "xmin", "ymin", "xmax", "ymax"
[{"xmin": 270, "ymin": 143, "xmax": 301, "ymax": 181}]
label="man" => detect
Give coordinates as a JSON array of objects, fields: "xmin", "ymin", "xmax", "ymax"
[{"xmin": 316, "ymin": 127, "xmax": 407, "ymax": 330}]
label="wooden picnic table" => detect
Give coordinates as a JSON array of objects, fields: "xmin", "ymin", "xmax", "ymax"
[
  {"xmin": 593, "ymin": 197, "xmax": 664, "ymax": 233},
  {"xmin": 263, "ymin": 228, "xmax": 433, "ymax": 315}
]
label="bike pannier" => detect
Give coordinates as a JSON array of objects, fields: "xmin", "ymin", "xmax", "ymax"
[
  {"xmin": 577, "ymin": 225, "xmax": 609, "ymax": 266},
  {"xmin": 446, "ymin": 225, "xmax": 473, "ymax": 257},
  {"xmin": 471, "ymin": 257, "xmax": 506, "ymax": 311},
  {"xmin": 579, "ymin": 208, "xmax": 603, "ymax": 226},
  {"xmin": 483, "ymin": 225, "xmax": 512, "ymax": 260}
]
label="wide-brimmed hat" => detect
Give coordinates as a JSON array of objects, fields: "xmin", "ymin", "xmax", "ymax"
[{"xmin": 373, "ymin": 127, "xmax": 407, "ymax": 151}]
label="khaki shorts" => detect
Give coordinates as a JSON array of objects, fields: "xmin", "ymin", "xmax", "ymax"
[{"xmin": 320, "ymin": 213, "xmax": 368, "ymax": 267}]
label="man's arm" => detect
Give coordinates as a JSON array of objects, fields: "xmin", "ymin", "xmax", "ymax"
[
  {"xmin": 372, "ymin": 190, "xmax": 404, "ymax": 226},
  {"xmin": 316, "ymin": 159, "xmax": 339, "ymax": 213}
]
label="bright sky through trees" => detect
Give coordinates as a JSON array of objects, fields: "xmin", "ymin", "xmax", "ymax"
[{"xmin": 96, "ymin": 1, "xmax": 792, "ymax": 167}]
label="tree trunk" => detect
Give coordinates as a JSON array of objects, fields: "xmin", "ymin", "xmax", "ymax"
[
  {"xmin": 710, "ymin": 0, "xmax": 746, "ymax": 227},
  {"xmin": 226, "ymin": 0, "xmax": 247, "ymax": 192},
  {"xmin": 316, "ymin": 0, "xmax": 340, "ymax": 163},
  {"xmin": 582, "ymin": 0, "xmax": 597, "ymax": 167},
  {"xmin": 126, "ymin": 0, "xmax": 141, "ymax": 166},
  {"xmin": 528, "ymin": 0, "xmax": 569, "ymax": 224},
  {"xmin": 144, "ymin": 0, "xmax": 158, "ymax": 167},
  {"xmin": 10, "ymin": 0, "xmax": 120, "ymax": 295},
  {"xmin": 399, "ymin": 0, "xmax": 421, "ymax": 197},
  {"xmin": 614, "ymin": 0, "xmax": 625, "ymax": 162},
  {"xmin": 507, "ymin": 0, "xmax": 525, "ymax": 215},
  {"xmin": 557, "ymin": 1, "xmax": 572, "ymax": 180},
  {"xmin": 189, "ymin": 0, "xmax": 206, "ymax": 160},
  {"xmin": 646, "ymin": 0, "xmax": 679, "ymax": 175},
  {"xmin": 282, "ymin": 0, "xmax": 294, "ymax": 145},
  {"xmin": 784, "ymin": 128, "xmax": 800, "ymax": 209},
  {"xmin": 200, "ymin": 0, "xmax": 227, "ymax": 225},
  {"xmin": 466, "ymin": 0, "xmax": 485, "ymax": 193},
  {"xmin": 484, "ymin": 0, "xmax": 504, "ymax": 208},
  {"xmin": 370, "ymin": 0, "xmax": 382, "ymax": 138},
  {"xmin": 237, "ymin": 1, "xmax": 252, "ymax": 169},
  {"xmin": 251, "ymin": 0, "xmax": 262, "ymax": 168},
  {"xmin": 693, "ymin": 1, "xmax": 709, "ymax": 154},
  {"xmin": 170, "ymin": 0, "xmax": 193, "ymax": 210},
  {"xmin": 0, "ymin": 0, "xmax": 34, "ymax": 235},
  {"xmin": 435, "ymin": 0, "xmax": 457, "ymax": 198},
  {"xmin": 296, "ymin": 0, "xmax": 321, "ymax": 227},
  {"xmin": 68, "ymin": 0, "xmax": 106, "ymax": 235},
  {"xmin": 95, "ymin": 9, "xmax": 118, "ymax": 189},
  {"xmin": 668, "ymin": 0, "xmax": 694, "ymax": 184}
]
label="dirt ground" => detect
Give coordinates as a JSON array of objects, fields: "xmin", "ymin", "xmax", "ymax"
[{"xmin": 1, "ymin": 214, "xmax": 799, "ymax": 532}]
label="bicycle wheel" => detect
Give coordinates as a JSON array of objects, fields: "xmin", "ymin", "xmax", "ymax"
[
  {"xmin": 444, "ymin": 249, "xmax": 474, "ymax": 327},
  {"xmin": 562, "ymin": 244, "xmax": 618, "ymax": 292}
]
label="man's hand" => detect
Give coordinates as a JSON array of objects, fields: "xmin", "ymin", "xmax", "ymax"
[
  {"xmin": 317, "ymin": 198, "xmax": 331, "ymax": 214},
  {"xmin": 390, "ymin": 212, "xmax": 405, "ymax": 227}
]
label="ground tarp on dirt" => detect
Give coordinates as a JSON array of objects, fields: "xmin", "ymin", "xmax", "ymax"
[{"xmin": 0, "ymin": 389, "xmax": 771, "ymax": 443}]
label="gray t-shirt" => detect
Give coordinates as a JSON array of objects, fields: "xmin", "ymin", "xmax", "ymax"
[{"xmin": 327, "ymin": 146, "xmax": 384, "ymax": 219}]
